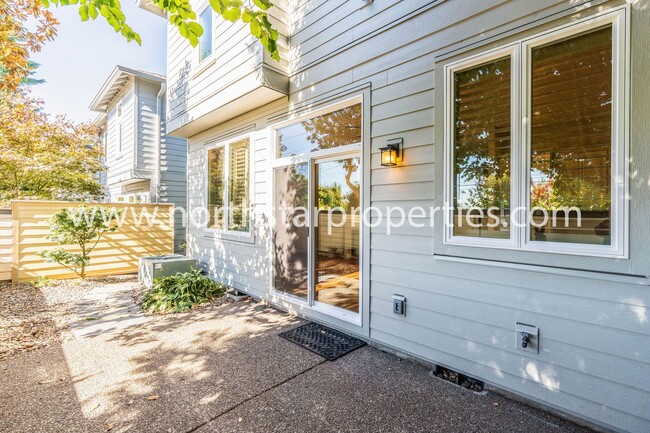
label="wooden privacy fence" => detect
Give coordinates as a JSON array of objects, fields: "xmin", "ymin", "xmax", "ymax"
[
  {"xmin": 10, "ymin": 200, "xmax": 174, "ymax": 283},
  {"xmin": 317, "ymin": 212, "xmax": 360, "ymax": 256},
  {"xmin": 0, "ymin": 209, "xmax": 11, "ymax": 281}
]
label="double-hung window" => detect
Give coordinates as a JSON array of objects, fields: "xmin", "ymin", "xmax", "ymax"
[
  {"xmin": 444, "ymin": 9, "xmax": 627, "ymax": 257},
  {"xmin": 206, "ymin": 136, "xmax": 251, "ymax": 234}
]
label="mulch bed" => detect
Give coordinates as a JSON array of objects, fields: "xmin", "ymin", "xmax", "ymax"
[{"xmin": 0, "ymin": 275, "xmax": 134, "ymax": 360}]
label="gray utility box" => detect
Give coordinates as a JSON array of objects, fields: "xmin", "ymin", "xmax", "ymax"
[{"xmin": 138, "ymin": 255, "xmax": 197, "ymax": 288}]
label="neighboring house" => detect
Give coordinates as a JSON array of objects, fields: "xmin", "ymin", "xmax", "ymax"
[
  {"xmin": 90, "ymin": 66, "xmax": 188, "ymax": 251},
  {"xmin": 141, "ymin": 1, "xmax": 650, "ymax": 432},
  {"xmin": 93, "ymin": 112, "xmax": 108, "ymax": 200}
]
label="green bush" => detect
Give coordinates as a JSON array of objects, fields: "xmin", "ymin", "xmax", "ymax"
[{"xmin": 142, "ymin": 269, "xmax": 223, "ymax": 313}]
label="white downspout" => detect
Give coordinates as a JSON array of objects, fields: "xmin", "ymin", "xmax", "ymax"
[{"xmin": 154, "ymin": 82, "xmax": 166, "ymax": 203}]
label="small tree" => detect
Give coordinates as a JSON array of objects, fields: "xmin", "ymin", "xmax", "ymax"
[{"xmin": 39, "ymin": 205, "xmax": 121, "ymax": 279}]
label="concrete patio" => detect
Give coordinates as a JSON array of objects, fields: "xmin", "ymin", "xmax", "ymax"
[{"xmin": 0, "ymin": 294, "xmax": 595, "ymax": 433}]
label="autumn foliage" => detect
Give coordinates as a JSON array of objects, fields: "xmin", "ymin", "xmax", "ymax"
[
  {"xmin": 0, "ymin": 91, "xmax": 105, "ymax": 206},
  {"xmin": 0, "ymin": 0, "xmax": 58, "ymax": 92}
]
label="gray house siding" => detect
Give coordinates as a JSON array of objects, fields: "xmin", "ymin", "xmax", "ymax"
[
  {"xmin": 166, "ymin": 0, "xmax": 289, "ymax": 136},
  {"xmin": 105, "ymin": 86, "xmax": 136, "ymax": 188},
  {"xmin": 137, "ymin": 79, "xmax": 188, "ymax": 251},
  {"xmin": 136, "ymin": 79, "xmax": 159, "ymax": 176},
  {"xmin": 186, "ymin": 98, "xmax": 287, "ymax": 294},
  {"xmin": 96, "ymin": 72, "xmax": 188, "ymax": 251},
  {"xmin": 179, "ymin": 1, "xmax": 650, "ymax": 432},
  {"xmin": 159, "ymin": 104, "xmax": 188, "ymax": 252}
]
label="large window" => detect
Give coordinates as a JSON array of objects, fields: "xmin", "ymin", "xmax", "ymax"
[
  {"xmin": 206, "ymin": 137, "xmax": 250, "ymax": 233},
  {"xmin": 445, "ymin": 10, "xmax": 627, "ymax": 257},
  {"xmin": 198, "ymin": 7, "xmax": 213, "ymax": 63}
]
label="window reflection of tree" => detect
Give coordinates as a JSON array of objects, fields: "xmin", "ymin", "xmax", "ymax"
[
  {"xmin": 273, "ymin": 165, "xmax": 309, "ymax": 298},
  {"xmin": 530, "ymin": 27, "xmax": 613, "ymax": 244},
  {"xmin": 301, "ymin": 105, "xmax": 362, "ymax": 201},
  {"xmin": 207, "ymin": 147, "xmax": 224, "ymax": 229},
  {"xmin": 530, "ymin": 27, "xmax": 612, "ymax": 214},
  {"xmin": 453, "ymin": 58, "xmax": 511, "ymax": 213}
]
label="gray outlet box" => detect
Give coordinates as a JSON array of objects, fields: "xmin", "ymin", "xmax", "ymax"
[
  {"xmin": 392, "ymin": 294, "xmax": 406, "ymax": 316},
  {"xmin": 138, "ymin": 255, "xmax": 197, "ymax": 288},
  {"xmin": 515, "ymin": 322, "xmax": 539, "ymax": 354}
]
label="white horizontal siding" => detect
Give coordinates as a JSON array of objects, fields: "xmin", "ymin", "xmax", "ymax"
[
  {"xmin": 166, "ymin": 1, "xmax": 289, "ymax": 132},
  {"xmin": 186, "ymin": 99, "xmax": 287, "ymax": 295},
  {"xmin": 105, "ymin": 84, "xmax": 136, "ymax": 188}
]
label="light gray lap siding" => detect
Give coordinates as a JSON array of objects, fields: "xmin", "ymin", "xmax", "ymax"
[
  {"xmin": 136, "ymin": 78, "xmax": 188, "ymax": 250},
  {"xmin": 181, "ymin": 1, "xmax": 650, "ymax": 431}
]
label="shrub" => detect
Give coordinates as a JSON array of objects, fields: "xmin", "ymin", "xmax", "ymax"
[{"xmin": 142, "ymin": 269, "xmax": 223, "ymax": 313}]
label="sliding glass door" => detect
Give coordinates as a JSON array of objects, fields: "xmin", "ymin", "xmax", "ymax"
[
  {"xmin": 272, "ymin": 100, "xmax": 362, "ymax": 319},
  {"xmin": 273, "ymin": 163, "xmax": 309, "ymax": 300},
  {"xmin": 314, "ymin": 157, "xmax": 360, "ymax": 313}
]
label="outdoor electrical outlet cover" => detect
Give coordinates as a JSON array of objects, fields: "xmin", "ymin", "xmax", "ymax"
[
  {"xmin": 515, "ymin": 322, "xmax": 539, "ymax": 354},
  {"xmin": 392, "ymin": 294, "xmax": 406, "ymax": 316}
]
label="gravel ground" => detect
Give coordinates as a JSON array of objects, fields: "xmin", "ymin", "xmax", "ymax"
[
  {"xmin": 0, "ymin": 273, "xmax": 233, "ymax": 360},
  {"xmin": 0, "ymin": 274, "xmax": 137, "ymax": 360}
]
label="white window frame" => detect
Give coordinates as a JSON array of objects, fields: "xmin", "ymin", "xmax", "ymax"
[
  {"xmin": 443, "ymin": 7, "xmax": 628, "ymax": 258},
  {"xmin": 268, "ymin": 95, "xmax": 364, "ymax": 325},
  {"xmin": 196, "ymin": 5, "xmax": 215, "ymax": 68},
  {"xmin": 203, "ymin": 132, "xmax": 254, "ymax": 240},
  {"xmin": 117, "ymin": 101, "xmax": 123, "ymax": 155}
]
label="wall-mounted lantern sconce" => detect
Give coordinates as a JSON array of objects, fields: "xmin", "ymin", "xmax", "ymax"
[{"xmin": 380, "ymin": 138, "xmax": 403, "ymax": 167}]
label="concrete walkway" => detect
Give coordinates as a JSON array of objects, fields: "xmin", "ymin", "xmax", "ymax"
[
  {"xmin": 0, "ymin": 298, "xmax": 595, "ymax": 433},
  {"xmin": 69, "ymin": 280, "xmax": 148, "ymax": 339}
]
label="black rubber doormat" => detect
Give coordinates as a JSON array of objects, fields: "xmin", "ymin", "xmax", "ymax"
[{"xmin": 279, "ymin": 322, "xmax": 366, "ymax": 361}]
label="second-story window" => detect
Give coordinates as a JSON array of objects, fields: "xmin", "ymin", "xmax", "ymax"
[
  {"xmin": 198, "ymin": 7, "xmax": 213, "ymax": 63},
  {"xmin": 117, "ymin": 102, "xmax": 123, "ymax": 154}
]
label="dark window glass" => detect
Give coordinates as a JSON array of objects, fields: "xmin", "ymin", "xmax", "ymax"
[
  {"xmin": 530, "ymin": 26, "xmax": 613, "ymax": 245},
  {"xmin": 453, "ymin": 57, "xmax": 511, "ymax": 239}
]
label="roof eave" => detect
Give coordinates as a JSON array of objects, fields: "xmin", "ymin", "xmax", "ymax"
[
  {"xmin": 89, "ymin": 65, "xmax": 166, "ymax": 113},
  {"xmin": 137, "ymin": 0, "xmax": 166, "ymax": 18}
]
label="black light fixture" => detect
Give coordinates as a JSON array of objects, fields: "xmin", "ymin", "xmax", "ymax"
[{"xmin": 380, "ymin": 138, "xmax": 403, "ymax": 167}]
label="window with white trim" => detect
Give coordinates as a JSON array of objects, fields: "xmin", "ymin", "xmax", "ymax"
[
  {"xmin": 198, "ymin": 6, "xmax": 213, "ymax": 63},
  {"xmin": 117, "ymin": 102, "xmax": 123, "ymax": 154},
  {"xmin": 206, "ymin": 137, "xmax": 251, "ymax": 233},
  {"xmin": 444, "ymin": 10, "xmax": 627, "ymax": 257}
]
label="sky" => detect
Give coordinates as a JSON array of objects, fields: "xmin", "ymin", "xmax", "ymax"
[{"xmin": 30, "ymin": 1, "xmax": 167, "ymax": 123}]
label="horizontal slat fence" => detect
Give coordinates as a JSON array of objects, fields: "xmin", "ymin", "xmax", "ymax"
[
  {"xmin": 11, "ymin": 201, "xmax": 174, "ymax": 283},
  {"xmin": 0, "ymin": 210, "xmax": 11, "ymax": 281}
]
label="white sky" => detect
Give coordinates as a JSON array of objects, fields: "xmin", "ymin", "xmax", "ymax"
[{"xmin": 30, "ymin": 1, "xmax": 167, "ymax": 123}]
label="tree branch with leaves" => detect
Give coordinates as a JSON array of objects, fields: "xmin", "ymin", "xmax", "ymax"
[
  {"xmin": 48, "ymin": 0, "xmax": 279, "ymax": 57},
  {"xmin": 0, "ymin": 0, "xmax": 58, "ymax": 92},
  {"xmin": 0, "ymin": 0, "xmax": 279, "ymax": 92}
]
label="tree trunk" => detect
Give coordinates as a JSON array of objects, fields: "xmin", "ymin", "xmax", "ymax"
[{"xmin": 80, "ymin": 242, "xmax": 86, "ymax": 279}]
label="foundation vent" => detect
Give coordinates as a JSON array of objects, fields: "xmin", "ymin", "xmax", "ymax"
[{"xmin": 433, "ymin": 365, "xmax": 484, "ymax": 393}]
